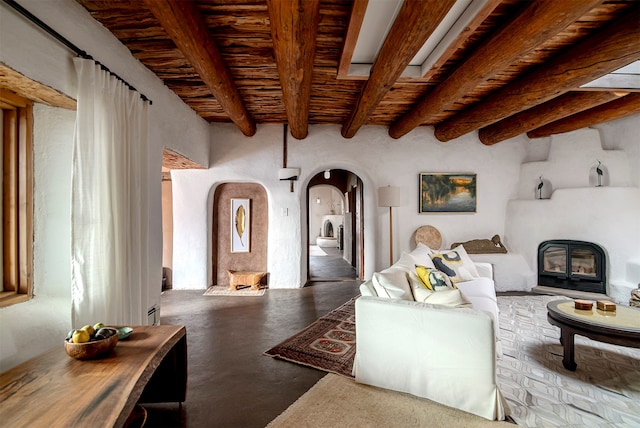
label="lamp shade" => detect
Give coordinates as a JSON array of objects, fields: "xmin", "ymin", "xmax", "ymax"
[{"xmin": 378, "ymin": 186, "xmax": 401, "ymax": 207}]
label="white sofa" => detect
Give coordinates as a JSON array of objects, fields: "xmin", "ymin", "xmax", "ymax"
[{"xmin": 353, "ymin": 244, "xmax": 508, "ymax": 421}]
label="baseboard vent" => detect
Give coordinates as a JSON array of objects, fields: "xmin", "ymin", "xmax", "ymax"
[{"xmin": 148, "ymin": 305, "xmax": 159, "ymax": 326}]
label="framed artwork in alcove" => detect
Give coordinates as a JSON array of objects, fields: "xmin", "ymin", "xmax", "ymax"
[
  {"xmin": 419, "ymin": 173, "xmax": 476, "ymax": 213},
  {"xmin": 231, "ymin": 198, "xmax": 250, "ymax": 252}
]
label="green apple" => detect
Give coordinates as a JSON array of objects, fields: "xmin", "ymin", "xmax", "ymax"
[{"xmin": 93, "ymin": 322, "xmax": 105, "ymax": 331}]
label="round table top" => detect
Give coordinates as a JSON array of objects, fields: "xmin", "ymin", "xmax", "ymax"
[
  {"xmin": 414, "ymin": 225, "xmax": 442, "ymax": 250},
  {"xmin": 547, "ymin": 300, "xmax": 640, "ymax": 332}
]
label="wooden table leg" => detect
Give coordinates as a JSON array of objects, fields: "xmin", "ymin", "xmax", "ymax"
[{"xmin": 560, "ymin": 327, "xmax": 577, "ymax": 371}]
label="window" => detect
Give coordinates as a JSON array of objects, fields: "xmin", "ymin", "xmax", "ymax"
[{"xmin": 1, "ymin": 89, "xmax": 33, "ymax": 307}]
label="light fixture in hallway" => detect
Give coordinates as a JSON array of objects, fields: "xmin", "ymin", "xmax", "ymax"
[{"xmin": 324, "ymin": 169, "xmax": 331, "ymax": 179}]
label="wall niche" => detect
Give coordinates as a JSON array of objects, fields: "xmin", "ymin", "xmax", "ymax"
[{"xmin": 212, "ymin": 183, "xmax": 268, "ymax": 287}]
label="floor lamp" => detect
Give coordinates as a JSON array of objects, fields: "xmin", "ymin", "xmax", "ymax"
[{"xmin": 378, "ymin": 186, "xmax": 401, "ymax": 266}]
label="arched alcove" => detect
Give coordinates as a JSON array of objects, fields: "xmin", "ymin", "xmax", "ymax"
[{"xmin": 212, "ymin": 183, "xmax": 268, "ymax": 286}]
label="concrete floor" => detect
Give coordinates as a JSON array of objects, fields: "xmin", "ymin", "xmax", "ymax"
[
  {"xmin": 308, "ymin": 246, "xmax": 357, "ymax": 280},
  {"xmin": 145, "ymin": 280, "xmax": 360, "ymax": 427}
]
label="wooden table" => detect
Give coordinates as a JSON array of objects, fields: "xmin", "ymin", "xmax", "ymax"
[
  {"xmin": 0, "ymin": 325, "xmax": 187, "ymax": 427},
  {"xmin": 547, "ymin": 300, "xmax": 640, "ymax": 371}
]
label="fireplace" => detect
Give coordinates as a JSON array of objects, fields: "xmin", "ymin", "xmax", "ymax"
[
  {"xmin": 538, "ymin": 240, "xmax": 606, "ymax": 294},
  {"xmin": 323, "ymin": 219, "xmax": 334, "ymax": 237}
]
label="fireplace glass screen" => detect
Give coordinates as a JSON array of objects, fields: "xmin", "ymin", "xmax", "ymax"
[
  {"xmin": 571, "ymin": 248, "xmax": 597, "ymax": 277},
  {"xmin": 542, "ymin": 246, "xmax": 566, "ymax": 274}
]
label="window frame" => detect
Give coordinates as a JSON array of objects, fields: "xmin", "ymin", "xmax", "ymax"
[{"xmin": 1, "ymin": 89, "xmax": 33, "ymax": 307}]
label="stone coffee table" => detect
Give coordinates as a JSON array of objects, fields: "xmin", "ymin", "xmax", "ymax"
[{"xmin": 547, "ymin": 300, "xmax": 640, "ymax": 370}]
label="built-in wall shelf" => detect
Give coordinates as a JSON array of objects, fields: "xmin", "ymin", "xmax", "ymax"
[{"xmin": 517, "ymin": 128, "xmax": 632, "ymax": 200}]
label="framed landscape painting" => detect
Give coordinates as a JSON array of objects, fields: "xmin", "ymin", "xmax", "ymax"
[
  {"xmin": 419, "ymin": 173, "xmax": 476, "ymax": 213},
  {"xmin": 231, "ymin": 198, "xmax": 250, "ymax": 252}
]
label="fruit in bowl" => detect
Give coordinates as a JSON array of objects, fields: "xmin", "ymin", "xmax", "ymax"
[{"xmin": 64, "ymin": 325, "xmax": 119, "ymax": 359}]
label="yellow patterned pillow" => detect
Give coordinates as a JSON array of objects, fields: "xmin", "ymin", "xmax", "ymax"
[
  {"xmin": 430, "ymin": 245, "xmax": 479, "ymax": 283},
  {"xmin": 415, "ymin": 265, "xmax": 454, "ymax": 290}
]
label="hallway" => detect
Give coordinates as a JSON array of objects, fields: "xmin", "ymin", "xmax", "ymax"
[
  {"xmin": 308, "ymin": 246, "xmax": 357, "ymax": 281},
  {"xmin": 146, "ymin": 281, "xmax": 360, "ymax": 427}
]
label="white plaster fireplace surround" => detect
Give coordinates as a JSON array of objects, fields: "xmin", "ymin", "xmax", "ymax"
[
  {"xmin": 317, "ymin": 215, "xmax": 343, "ymax": 248},
  {"xmin": 505, "ymin": 126, "xmax": 640, "ymax": 303}
]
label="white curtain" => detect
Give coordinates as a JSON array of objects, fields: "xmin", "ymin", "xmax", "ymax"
[{"xmin": 71, "ymin": 58, "xmax": 150, "ymax": 327}]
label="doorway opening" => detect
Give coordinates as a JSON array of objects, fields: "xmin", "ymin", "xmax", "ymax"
[{"xmin": 307, "ymin": 169, "xmax": 363, "ymax": 282}]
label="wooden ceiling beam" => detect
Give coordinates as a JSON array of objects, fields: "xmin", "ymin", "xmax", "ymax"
[
  {"xmin": 478, "ymin": 91, "xmax": 622, "ymax": 145},
  {"xmin": 337, "ymin": 0, "xmax": 368, "ymax": 78},
  {"xmin": 435, "ymin": 6, "xmax": 640, "ymax": 143},
  {"xmin": 421, "ymin": 0, "xmax": 502, "ymax": 81},
  {"xmin": 527, "ymin": 93, "xmax": 640, "ymax": 139},
  {"xmin": 142, "ymin": 0, "xmax": 256, "ymax": 136},
  {"xmin": 267, "ymin": 0, "xmax": 320, "ymax": 140},
  {"xmin": 341, "ymin": 0, "xmax": 456, "ymax": 139},
  {"xmin": 389, "ymin": 0, "xmax": 604, "ymax": 139}
]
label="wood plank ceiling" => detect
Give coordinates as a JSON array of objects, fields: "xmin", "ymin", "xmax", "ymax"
[{"xmin": 76, "ymin": 0, "xmax": 640, "ymax": 145}]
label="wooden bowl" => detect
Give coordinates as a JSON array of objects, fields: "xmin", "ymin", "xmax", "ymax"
[{"xmin": 64, "ymin": 328, "xmax": 119, "ymax": 359}]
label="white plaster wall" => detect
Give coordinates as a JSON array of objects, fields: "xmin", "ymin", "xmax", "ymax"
[
  {"xmin": 0, "ymin": 0, "xmax": 210, "ymax": 370},
  {"xmin": 0, "ymin": 105, "xmax": 74, "ymax": 372},
  {"xmin": 594, "ymin": 114, "xmax": 640, "ymax": 187},
  {"xmin": 171, "ymin": 123, "xmax": 528, "ymax": 289}
]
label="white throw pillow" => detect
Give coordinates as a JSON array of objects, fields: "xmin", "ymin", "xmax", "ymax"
[
  {"xmin": 412, "ymin": 284, "xmax": 433, "ymax": 302},
  {"xmin": 394, "ymin": 252, "xmax": 418, "ymax": 272},
  {"xmin": 430, "ymin": 245, "xmax": 479, "ymax": 283},
  {"xmin": 408, "ymin": 243, "xmax": 436, "ymax": 269},
  {"xmin": 420, "ymin": 289, "xmax": 471, "ymax": 307},
  {"xmin": 406, "ymin": 269, "xmax": 424, "ymax": 290},
  {"xmin": 371, "ymin": 269, "xmax": 413, "ymax": 301}
]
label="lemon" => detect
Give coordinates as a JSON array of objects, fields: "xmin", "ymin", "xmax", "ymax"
[
  {"xmin": 81, "ymin": 324, "xmax": 95, "ymax": 337},
  {"xmin": 72, "ymin": 329, "xmax": 90, "ymax": 343}
]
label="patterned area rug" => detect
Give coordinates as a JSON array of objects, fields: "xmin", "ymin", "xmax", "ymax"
[
  {"xmin": 264, "ymin": 294, "xmax": 640, "ymax": 427},
  {"xmin": 264, "ymin": 297, "xmax": 356, "ymax": 377},
  {"xmin": 203, "ymin": 285, "xmax": 266, "ymax": 296}
]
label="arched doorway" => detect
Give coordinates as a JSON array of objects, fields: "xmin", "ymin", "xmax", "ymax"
[{"xmin": 307, "ymin": 169, "xmax": 363, "ymax": 282}]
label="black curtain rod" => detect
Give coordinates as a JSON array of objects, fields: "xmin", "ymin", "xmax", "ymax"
[{"xmin": 3, "ymin": 0, "xmax": 152, "ymax": 104}]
